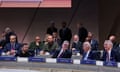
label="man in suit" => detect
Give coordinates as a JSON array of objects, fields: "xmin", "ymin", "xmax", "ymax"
[
  {"xmin": 46, "ymin": 21, "xmax": 58, "ymax": 35},
  {"xmin": 52, "ymin": 32, "xmax": 61, "ymax": 47},
  {"xmin": 72, "ymin": 34, "xmax": 83, "ymax": 55},
  {"xmin": 59, "ymin": 21, "xmax": 72, "ymax": 44},
  {"xmin": 29, "ymin": 36, "xmax": 44, "ymax": 56},
  {"xmin": 3, "ymin": 35, "xmax": 22, "ymax": 56},
  {"xmin": 82, "ymin": 41, "xmax": 100, "ymax": 60},
  {"xmin": 85, "ymin": 32, "xmax": 99, "ymax": 51},
  {"xmin": 102, "ymin": 40, "xmax": 118, "ymax": 62},
  {"xmin": 52, "ymin": 41, "xmax": 72, "ymax": 58},
  {"xmin": 16, "ymin": 44, "xmax": 34, "ymax": 57},
  {"xmin": 108, "ymin": 34, "xmax": 119, "ymax": 50},
  {"xmin": 4, "ymin": 27, "xmax": 18, "ymax": 43},
  {"xmin": 77, "ymin": 23, "xmax": 88, "ymax": 43}
]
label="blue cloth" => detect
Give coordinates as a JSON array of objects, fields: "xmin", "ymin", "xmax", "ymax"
[
  {"xmin": 102, "ymin": 49, "xmax": 118, "ymax": 62},
  {"xmin": 82, "ymin": 51, "xmax": 100, "ymax": 60},
  {"xmin": 90, "ymin": 39, "xmax": 99, "ymax": 51},
  {"xmin": 3, "ymin": 43, "xmax": 22, "ymax": 53}
]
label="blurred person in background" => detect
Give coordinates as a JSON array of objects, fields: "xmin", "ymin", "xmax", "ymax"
[
  {"xmin": 85, "ymin": 32, "xmax": 99, "ymax": 51},
  {"xmin": 71, "ymin": 34, "xmax": 83, "ymax": 55},
  {"xmin": 77, "ymin": 23, "xmax": 88, "ymax": 43},
  {"xmin": 4, "ymin": 27, "xmax": 18, "ymax": 43},
  {"xmin": 46, "ymin": 21, "xmax": 57, "ymax": 35},
  {"xmin": 52, "ymin": 32, "xmax": 61, "ymax": 47},
  {"xmin": 108, "ymin": 34, "xmax": 119, "ymax": 50},
  {"xmin": 59, "ymin": 21, "xmax": 72, "ymax": 44}
]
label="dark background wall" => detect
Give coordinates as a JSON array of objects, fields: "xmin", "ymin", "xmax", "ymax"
[
  {"xmin": 99, "ymin": 0, "xmax": 120, "ymax": 49},
  {"xmin": 0, "ymin": 0, "xmax": 98, "ymax": 44}
]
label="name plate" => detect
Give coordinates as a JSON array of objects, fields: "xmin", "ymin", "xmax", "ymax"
[
  {"xmin": 46, "ymin": 58, "xmax": 57, "ymax": 63},
  {"xmin": 81, "ymin": 60, "xmax": 96, "ymax": 65},
  {"xmin": 104, "ymin": 61, "xmax": 117, "ymax": 67},
  {"xmin": 28, "ymin": 57, "xmax": 45, "ymax": 62},
  {"xmin": 0, "ymin": 56, "xmax": 16, "ymax": 61},
  {"xmin": 17, "ymin": 57, "xmax": 28, "ymax": 62},
  {"xmin": 57, "ymin": 58, "xmax": 72, "ymax": 64},
  {"xmin": 96, "ymin": 61, "xmax": 103, "ymax": 66},
  {"xmin": 73, "ymin": 59, "xmax": 80, "ymax": 64},
  {"xmin": 117, "ymin": 63, "xmax": 120, "ymax": 68}
]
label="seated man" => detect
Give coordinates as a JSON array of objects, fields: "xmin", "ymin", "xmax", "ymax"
[
  {"xmin": 82, "ymin": 41, "xmax": 100, "ymax": 61},
  {"xmin": 71, "ymin": 34, "xmax": 83, "ymax": 55},
  {"xmin": 3, "ymin": 35, "xmax": 22, "ymax": 56},
  {"xmin": 52, "ymin": 32, "xmax": 61, "ymax": 47},
  {"xmin": 42, "ymin": 35, "xmax": 58, "ymax": 55},
  {"xmin": 101, "ymin": 40, "xmax": 118, "ymax": 62},
  {"xmin": 15, "ymin": 44, "xmax": 34, "ymax": 57},
  {"xmin": 108, "ymin": 34, "xmax": 119, "ymax": 50},
  {"xmin": 29, "ymin": 36, "xmax": 44, "ymax": 56},
  {"xmin": 85, "ymin": 32, "xmax": 99, "ymax": 51},
  {"xmin": 52, "ymin": 41, "xmax": 72, "ymax": 58}
]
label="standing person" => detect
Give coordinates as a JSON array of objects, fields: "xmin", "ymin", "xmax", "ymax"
[
  {"xmin": 46, "ymin": 21, "xmax": 58, "ymax": 35},
  {"xmin": 77, "ymin": 23, "xmax": 88, "ymax": 43},
  {"xmin": 4, "ymin": 27, "xmax": 18, "ymax": 43},
  {"xmin": 59, "ymin": 21, "xmax": 72, "ymax": 44}
]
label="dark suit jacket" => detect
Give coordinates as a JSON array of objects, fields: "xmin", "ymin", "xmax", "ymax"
[
  {"xmin": 46, "ymin": 27, "xmax": 57, "ymax": 35},
  {"xmin": 52, "ymin": 49, "xmax": 72, "ymax": 58},
  {"xmin": 59, "ymin": 27, "xmax": 72, "ymax": 43},
  {"xmin": 15, "ymin": 50, "xmax": 34, "ymax": 57},
  {"xmin": 115, "ymin": 48, "xmax": 120, "ymax": 62},
  {"xmin": 102, "ymin": 49, "xmax": 118, "ymax": 62},
  {"xmin": 3, "ymin": 42, "xmax": 22, "ymax": 53},
  {"xmin": 78, "ymin": 27, "xmax": 88, "ymax": 42},
  {"xmin": 90, "ymin": 39, "xmax": 99, "ymax": 51},
  {"xmin": 72, "ymin": 41, "xmax": 83, "ymax": 54},
  {"xmin": 82, "ymin": 50, "xmax": 100, "ymax": 60}
]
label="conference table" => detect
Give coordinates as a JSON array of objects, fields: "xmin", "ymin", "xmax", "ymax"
[{"xmin": 0, "ymin": 55, "xmax": 120, "ymax": 72}]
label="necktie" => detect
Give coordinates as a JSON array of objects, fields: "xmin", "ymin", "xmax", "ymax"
[
  {"xmin": 106, "ymin": 52, "xmax": 110, "ymax": 62},
  {"xmin": 83, "ymin": 52, "xmax": 87, "ymax": 60},
  {"xmin": 58, "ymin": 50, "xmax": 64, "ymax": 58},
  {"xmin": 11, "ymin": 44, "xmax": 15, "ymax": 50}
]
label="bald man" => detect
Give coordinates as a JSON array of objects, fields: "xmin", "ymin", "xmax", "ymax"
[
  {"xmin": 29, "ymin": 36, "xmax": 44, "ymax": 56},
  {"xmin": 42, "ymin": 35, "xmax": 58, "ymax": 55}
]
